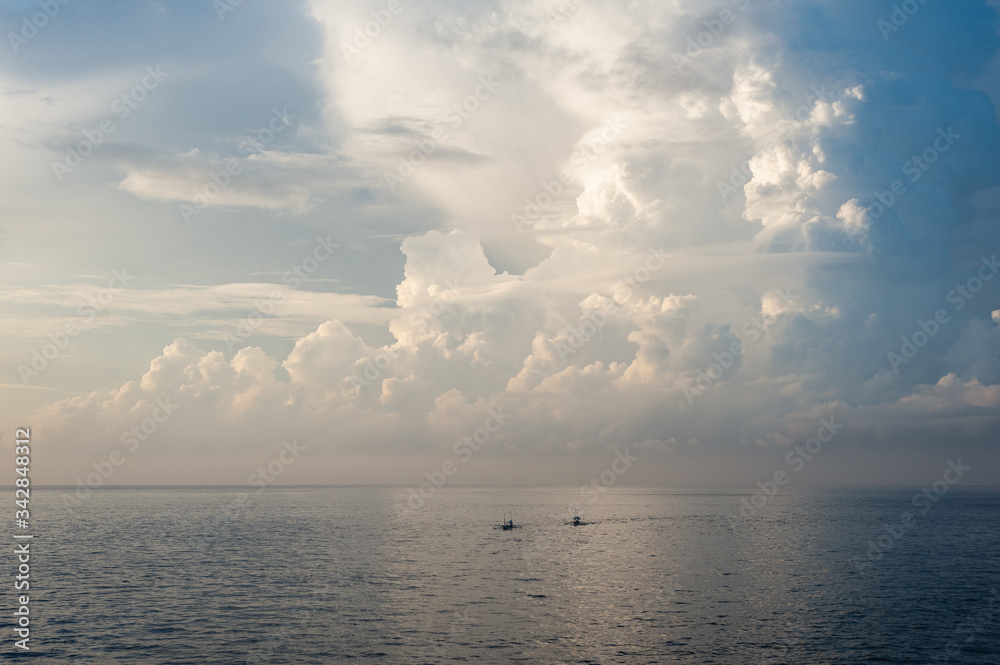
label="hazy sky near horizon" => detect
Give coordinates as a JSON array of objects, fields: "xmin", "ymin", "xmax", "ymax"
[{"xmin": 3, "ymin": 0, "xmax": 1000, "ymax": 487}]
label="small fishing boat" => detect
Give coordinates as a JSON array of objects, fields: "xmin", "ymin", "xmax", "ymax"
[{"xmin": 493, "ymin": 511, "xmax": 521, "ymax": 530}]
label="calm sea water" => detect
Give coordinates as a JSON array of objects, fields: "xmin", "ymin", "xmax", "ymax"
[{"xmin": 6, "ymin": 486, "xmax": 1000, "ymax": 663}]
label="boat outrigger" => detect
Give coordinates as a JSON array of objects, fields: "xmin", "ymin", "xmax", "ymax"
[{"xmin": 493, "ymin": 511, "xmax": 521, "ymax": 530}]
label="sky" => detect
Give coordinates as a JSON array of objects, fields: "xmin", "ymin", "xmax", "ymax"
[{"xmin": 2, "ymin": 0, "xmax": 1000, "ymax": 488}]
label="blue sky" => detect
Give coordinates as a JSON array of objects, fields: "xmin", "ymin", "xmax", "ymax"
[{"xmin": 2, "ymin": 0, "xmax": 1000, "ymax": 486}]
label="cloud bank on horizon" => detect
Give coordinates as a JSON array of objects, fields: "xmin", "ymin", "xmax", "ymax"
[{"xmin": 2, "ymin": 0, "xmax": 1000, "ymax": 485}]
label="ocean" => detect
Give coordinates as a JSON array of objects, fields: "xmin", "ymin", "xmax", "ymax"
[{"xmin": 8, "ymin": 486, "xmax": 1000, "ymax": 663}]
